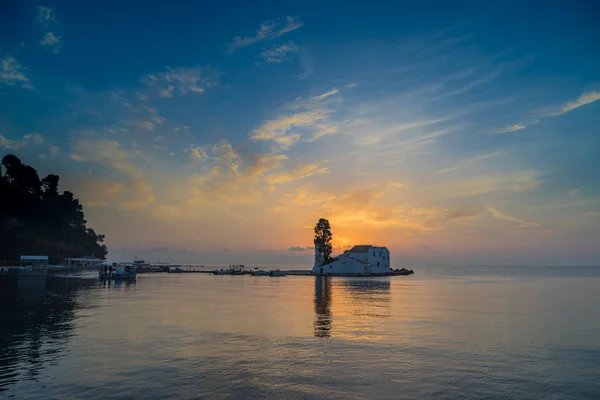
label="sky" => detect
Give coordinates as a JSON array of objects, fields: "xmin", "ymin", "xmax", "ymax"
[{"xmin": 1, "ymin": 0, "xmax": 599, "ymax": 266}]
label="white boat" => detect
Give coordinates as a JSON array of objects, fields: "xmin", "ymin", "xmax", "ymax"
[{"xmin": 99, "ymin": 265, "xmax": 137, "ymax": 280}]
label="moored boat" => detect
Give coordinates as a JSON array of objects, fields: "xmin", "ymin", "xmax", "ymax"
[
  {"xmin": 251, "ymin": 269, "xmax": 270, "ymax": 276},
  {"xmin": 99, "ymin": 264, "xmax": 137, "ymax": 280},
  {"xmin": 213, "ymin": 269, "xmax": 233, "ymax": 275},
  {"xmin": 214, "ymin": 264, "xmax": 246, "ymax": 275}
]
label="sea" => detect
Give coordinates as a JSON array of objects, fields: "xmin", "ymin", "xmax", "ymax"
[{"xmin": 1, "ymin": 265, "xmax": 599, "ymax": 399}]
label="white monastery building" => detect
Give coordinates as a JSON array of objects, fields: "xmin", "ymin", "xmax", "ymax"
[{"xmin": 312, "ymin": 245, "xmax": 391, "ymax": 276}]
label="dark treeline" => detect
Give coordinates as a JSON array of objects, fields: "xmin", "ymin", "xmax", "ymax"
[{"xmin": 0, "ymin": 154, "xmax": 107, "ymax": 263}]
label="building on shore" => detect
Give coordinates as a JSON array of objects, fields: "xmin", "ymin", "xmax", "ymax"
[
  {"xmin": 312, "ymin": 245, "xmax": 390, "ymax": 276},
  {"xmin": 20, "ymin": 255, "xmax": 49, "ymax": 267}
]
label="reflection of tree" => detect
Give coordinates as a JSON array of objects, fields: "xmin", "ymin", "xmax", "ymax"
[
  {"xmin": 313, "ymin": 276, "xmax": 332, "ymax": 337},
  {"xmin": 313, "ymin": 278, "xmax": 392, "ymax": 338},
  {"xmin": 0, "ymin": 276, "xmax": 95, "ymax": 392}
]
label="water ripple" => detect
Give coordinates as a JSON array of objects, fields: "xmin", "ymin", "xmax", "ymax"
[{"xmin": 1, "ymin": 269, "xmax": 600, "ymax": 398}]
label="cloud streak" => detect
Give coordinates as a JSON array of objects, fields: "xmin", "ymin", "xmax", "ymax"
[
  {"xmin": 259, "ymin": 41, "xmax": 299, "ymax": 63},
  {"xmin": 547, "ymin": 91, "xmax": 600, "ymax": 116},
  {"xmin": 265, "ymin": 163, "xmax": 329, "ymax": 184},
  {"xmin": 0, "ymin": 133, "xmax": 44, "ymax": 150},
  {"xmin": 229, "ymin": 17, "xmax": 304, "ymax": 51},
  {"xmin": 36, "ymin": 6, "xmax": 57, "ymax": 24},
  {"xmin": 487, "ymin": 207, "xmax": 539, "ymax": 228},
  {"xmin": 141, "ymin": 67, "xmax": 219, "ymax": 98},
  {"xmin": 0, "ymin": 56, "xmax": 34, "ymax": 89},
  {"xmin": 40, "ymin": 32, "xmax": 61, "ymax": 53},
  {"xmin": 251, "ymin": 88, "xmax": 341, "ymax": 150}
]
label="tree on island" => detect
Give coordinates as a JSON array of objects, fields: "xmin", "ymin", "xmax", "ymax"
[
  {"xmin": 314, "ymin": 218, "xmax": 333, "ymax": 265},
  {"xmin": 0, "ymin": 154, "xmax": 107, "ymax": 264}
]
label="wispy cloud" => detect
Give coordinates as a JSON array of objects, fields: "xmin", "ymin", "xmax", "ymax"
[
  {"xmin": 264, "ymin": 163, "xmax": 329, "ymax": 184},
  {"xmin": 495, "ymin": 124, "xmax": 526, "ymax": 134},
  {"xmin": 184, "ymin": 142, "xmax": 286, "ymax": 206},
  {"xmin": 283, "ymin": 182, "xmax": 481, "ymax": 231},
  {"xmin": 546, "ymin": 91, "xmax": 600, "ymax": 116},
  {"xmin": 493, "ymin": 118, "xmax": 539, "ymax": 134},
  {"xmin": 311, "ymin": 88, "xmax": 339, "ymax": 101},
  {"xmin": 259, "ymin": 41, "xmax": 299, "ymax": 63},
  {"xmin": 0, "ymin": 56, "xmax": 34, "ymax": 89},
  {"xmin": 567, "ymin": 188, "xmax": 580, "ymax": 196},
  {"xmin": 229, "ymin": 17, "xmax": 304, "ymax": 51},
  {"xmin": 435, "ymin": 69, "xmax": 501, "ymax": 100},
  {"xmin": 0, "ymin": 133, "xmax": 44, "ymax": 150},
  {"xmin": 49, "ymin": 145, "xmax": 60, "ymax": 157},
  {"xmin": 188, "ymin": 146, "xmax": 209, "ymax": 161},
  {"xmin": 141, "ymin": 67, "xmax": 219, "ymax": 98},
  {"xmin": 435, "ymin": 152, "xmax": 502, "ymax": 174},
  {"xmin": 40, "ymin": 32, "xmax": 61, "ymax": 53},
  {"xmin": 36, "ymin": 6, "xmax": 57, "ymax": 24},
  {"xmin": 251, "ymin": 88, "xmax": 341, "ymax": 150},
  {"xmin": 69, "ymin": 139, "xmax": 155, "ymax": 210},
  {"xmin": 127, "ymin": 105, "xmax": 165, "ymax": 132},
  {"xmin": 487, "ymin": 207, "xmax": 539, "ymax": 228},
  {"xmin": 288, "ymin": 246, "xmax": 309, "ymax": 252}
]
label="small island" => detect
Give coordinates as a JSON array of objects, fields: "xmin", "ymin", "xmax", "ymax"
[{"xmin": 311, "ymin": 218, "xmax": 414, "ymax": 277}]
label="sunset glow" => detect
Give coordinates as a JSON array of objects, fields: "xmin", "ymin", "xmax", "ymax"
[{"xmin": 1, "ymin": 2, "xmax": 599, "ymax": 266}]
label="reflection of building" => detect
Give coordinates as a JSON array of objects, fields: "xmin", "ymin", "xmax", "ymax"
[
  {"xmin": 312, "ymin": 245, "xmax": 391, "ymax": 276},
  {"xmin": 337, "ymin": 278, "xmax": 392, "ymax": 318},
  {"xmin": 339, "ymin": 279, "xmax": 391, "ymax": 299},
  {"xmin": 313, "ymin": 276, "xmax": 332, "ymax": 337}
]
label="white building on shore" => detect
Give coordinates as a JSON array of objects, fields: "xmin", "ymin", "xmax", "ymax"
[{"xmin": 312, "ymin": 245, "xmax": 391, "ymax": 276}]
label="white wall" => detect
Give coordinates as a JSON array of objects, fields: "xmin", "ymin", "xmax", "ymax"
[{"xmin": 312, "ymin": 246, "xmax": 391, "ymax": 276}]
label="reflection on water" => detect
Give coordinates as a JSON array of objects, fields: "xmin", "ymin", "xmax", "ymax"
[
  {"xmin": 1, "ymin": 268, "xmax": 600, "ymax": 399},
  {"xmin": 314, "ymin": 277, "xmax": 392, "ymax": 338},
  {"xmin": 101, "ymin": 278, "xmax": 137, "ymax": 289},
  {"xmin": 0, "ymin": 276, "xmax": 96, "ymax": 392},
  {"xmin": 313, "ymin": 277, "xmax": 331, "ymax": 337}
]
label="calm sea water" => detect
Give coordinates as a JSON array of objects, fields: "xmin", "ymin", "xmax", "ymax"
[{"xmin": 1, "ymin": 266, "xmax": 600, "ymax": 399}]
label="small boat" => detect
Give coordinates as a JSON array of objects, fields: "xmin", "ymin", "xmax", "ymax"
[
  {"xmin": 214, "ymin": 264, "xmax": 246, "ymax": 275},
  {"xmin": 269, "ymin": 269, "xmax": 287, "ymax": 277},
  {"xmin": 213, "ymin": 269, "xmax": 233, "ymax": 275},
  {"xmin": 251, "ymin": 269, "xmax": 270, "ymax": 276},
  {"xmin": 99, "ymin": 265, "xmax": 137, "ymax": 280}
]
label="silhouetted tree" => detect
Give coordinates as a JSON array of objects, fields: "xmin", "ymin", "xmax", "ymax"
[
  {"xmin": 0, "ymin": 154, "xmax": 107, "ymax": 263},
  {"xmin": 314, "ymin": 218, "xmax": 333, "ymax": 265}
]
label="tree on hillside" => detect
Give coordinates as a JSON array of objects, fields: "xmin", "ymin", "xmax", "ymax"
[
  {"xmin": 0, "ymin": 154, "xmax": 107, "ymax": 263},
  {"xmin": 314, "ymin": 218, "xmax": 333, "ymax": 265}
]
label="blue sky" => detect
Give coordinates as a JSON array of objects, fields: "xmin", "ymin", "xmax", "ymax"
[{"xmin": 1, "ymin": 0, "xmax": 599, "ymax": 266}]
